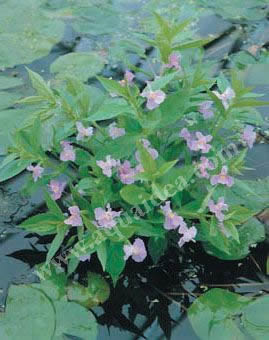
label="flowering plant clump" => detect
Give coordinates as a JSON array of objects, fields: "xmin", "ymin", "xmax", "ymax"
[{"xmin": 0, "ymin": 14, "xmax": 268, "ymax": 285}]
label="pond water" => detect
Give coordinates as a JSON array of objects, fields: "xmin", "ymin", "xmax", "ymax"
[{"xmin": 0, "ymin": 1, "xmax": 269, "ymax": 339}]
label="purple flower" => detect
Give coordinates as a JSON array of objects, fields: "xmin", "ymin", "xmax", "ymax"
[
  {"xmin": 161, "ymin": 201, "xmax": 186, "ymax": 230},
  {"xmin": 197, "ymin": 157, "xmax": 215, "ymax": 179},
  {"xmin": 76, "ymin": 122, "xmax": 93, "ymax": 141},
  {"xmin": 27, "ymin": 164, "xmax": 44, "ymax": 182},
  {"xmin": 213, "ymin": 87, "xmax": 235, "ymax": 110},
  {"xmin": 164, "ymin": 53, "xmax": 181, "ymax": 70},
  {"xmin": 123, "ymin": 238, "xmax": 147, "ymax": 262},
  {"xmin": 188, "ymin": 132, "xmax": 212, "ymax": 153},
  {"xmin": 135, "ymin": 139, "xmax": 159, "ymax": 162},
  {"xmin": 64, "ymin": 206, "xmax": 83, "ymax": 227},
  {"xmin": 198, "ymin": 101, "xmax": 214, "ymax": 119},
  {"xmin": 208, "ymin": 197, "xmax": 228, "ymax": 222},
  {"xmin": 79, "ymin": 254, "xmax": 91, "ymax": 262},
  {"xmin": 178, "ymin": 224, "xmax": 197, "ymax": 247},
  {"xmin": 60, "ymin": 141, "xmax": 76, "ymax": 162},
  {"xmin": 210, "ymin": 166, "xmax": 234, "ymax": 187},
  {"xmin": 118, "ymin": 160, "xmax": 137, "ymax": 185},
  {"xmin": 242, "ymin": 125, "xmax": 256, "ymax": 149},
  {"xmin": 48, "ymin": 180, "xmax": 66, "ymax": 200},
  {"xmin": 179, "ymin": 128, "xmax": 192, "ymax": 141},
  {"xmin": 119, "ymin": 70, "xmax": 135, "ymax": 87},
  {"xmin": 108, "ymin": 122, "xmax": 126, "ymax": 140},
  {"xmin": 96, "ymin": 155, "xmax": 119, "ymax": 177},
  {"xmin": 141, "ymin": 87, "xmax": 166, "ymax": 110},
  {"xmin": 94, "ymin": 204, "xmax": 121, "ymax": 229}
]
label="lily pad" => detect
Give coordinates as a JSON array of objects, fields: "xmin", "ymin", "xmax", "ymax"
[
  {"xmin": 50, "ymin": 52, "xmax": 105, "ymax": 81},
  {"xmin": 0, "ymin": 285, "xmax": 55, "ymax": 340},
  {"xmin": 0, "ymin": 0, "xmax": 65, "ymax": 68}
]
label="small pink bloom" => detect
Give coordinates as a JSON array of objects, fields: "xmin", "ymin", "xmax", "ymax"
[
  {"xmin": 76, "ymin": 122, "xmax": 93, "ymax": 141},
  {"xmin": 123, "ymin": 238, "xmax": 147, "ymax": 262},
  {"xmin": 208, "ymin": 197, "xmax": 228, "ymax": 222},
  {"xmin": 108, "ymin": 122, "xmax": 126, "ymax": 140},
  {"xmin": 27, "ymin": 164, "xmax": 44, "ymax": 182},
  {"xmin": 48, "ymin": 180, "xmax": 66, "ymax": 200},
  {"xmin": 210, "ymin": 166, "xmax": 234, "ymax": 187},
  {"xmin": 64, "ymin": 206, "xmax": 83, "ymax": 227},
  {"xmin": 197, "ymin": 157, "xmax": 215, "ymax": 179},
  {"xmin": 135, "ymin": 139, "xmax": 159, "ymax": 162},
  {"xmin": 118, "ymin": 160, "xmax": 137, "ymax": 185},
  {"xmin": 161, "ymin": 201, "xmax": 186, "ymax": 230},
  {"xmin": 179, "ymin": 128, "xmax": 191, "ymax": 141},
  {"xmin": 94, "ymin": 204, "xmax": 121, "ymax": 229},
  {"xmin": 198, "ymin": 101, "xmax": 214, "ymax": 119},
  {"xmin": 178, "ymin": 224, "xmax": 197, "ymax": 247},
  {"xmin": 119, "ymin": 70, "xmax": 135, "ymax": 87},
  {"xmin": 188, "ymin": 132, "xmax": 212, "ymax": 153},
  {"xmin": 242, "ymin": 125, "xmax": 256, "ymax": 149},
  {"xmin": 96, "ymin": 155, "xmax": 119, "ymax": 177},
  {"xmin": 141, "ymin": 87, "xmax": 166, "ymax": 110},
  {"xmin": 213, "ymin": 87, "xmax": 235, "ymax": 110},
  {"xmin": 60, "ymin": 141, "xmax": 76, "ymax": 162},
  {"xmin": 164, "ymin": 53, "xmax": 181, "ymax": 70}
]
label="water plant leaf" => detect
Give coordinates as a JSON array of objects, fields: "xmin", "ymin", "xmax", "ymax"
[
  {"xmin": 0, "ymin": 158, "xmax": 30, "ymax": 182},
  {"xmin": 148, "ymin": 236, "xmax": 168, "ymax": 264},
  {"xmin": 0, "ymin": 75, "xmax": 23, "ymax": 90},
  {"xmin": 50, "ymin": 52, "xmax": 105, "ymax": 81},
  {"xmin": 120, "ymin": 185, "xmax": 152, "ymax": 205},
  {"xmin": 0, "ymin": 285, "xmax": 55, "ymax": 340},
  {"xmin": 106, "ymin": 241, "xmax": 125, "ymax": 286}
]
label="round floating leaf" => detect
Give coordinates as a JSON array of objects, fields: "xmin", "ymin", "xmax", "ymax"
[
  {"xmin": 50, "ymin": 52, "xmax": 105, "ymax": 81},
  {"xmin": 53, "ymin": 301, "xmax": 97, "ymax": 340},
  {"xmin": 0, "ymin": 0, "xmax": 65, "ymax": 68},
  {"xmin": 0, "ymin": 285, "xmax": 55, "ymax": 340},
  {"xmin": 0, "ymin": 76, "xmax": 24, "ymax": 90}
]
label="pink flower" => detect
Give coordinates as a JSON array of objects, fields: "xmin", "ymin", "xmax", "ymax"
[
  {"xmin": 118, "ymin": 160, "xmax": 137, "ymax": 185},
  {"xmin": 188, "ymin": 132, "xmax": 212, "ymax": 153},
  {"xmin": 213, "ymin": 87, "xmax": 235, "ymax": 110},
  {"xmin": 64, "ymin": 206, "xmax": 83, "ymax": 227},
  {"xmin": 108, "ymin": 122, "xmax": 126, "ymax": 140},
  {"xmin": 210, "ymin": 166, "xmax": 234, "ymax": 187},
  {"xmin": 27, "ymin": 164, "xmax": 44, "ymax": 182},
  {"xmin": 198, "ymin": 101, "xmax": 214, "ymax": 119},
  {"xmin": 123, "ymin": 238, "xmax": 147, "ymax": 262},
  {"xmin": 164, "ymin": 53, "xmax": 181, "ymax": 70},
  {"xmin": 96, "ymin": 155, "xmax": 119, "ymax": 177},
  {"xmin": 94, "ymin": 204, "xmax": 121, "ymax": 229},
  {"xmin": 76, "ymin": 122, "xmax": 93, "ymax": 141},
  {"xmin": 48, "ymin": 180, "xmax": 66, "ymax": 200},
  {"xmin": 178, "ymin": 224, "xmax": 197, "ymax": 247},
  {"xmin": 141, "ymin": 87, "xmax": 166, "ymax": 110},
  {"xmin": 60, "ymin": 141, "xmax": 76, "ymax": 162},
  {"xmin": 197, "ymin": 157, "xmax": 215, "ymax": 179},
  {"xmin": 135, "ymin": 139, "xmax": 159, "ymax": 162},
  {"xmin": 119, "ymin": 70, "xmax": 135, "ymax": 87},
  {"xmin": 179, "ymin": 128, "xmax": 191, "ymax": 141},
  {"xmin": 242, "ymin": 125, "xmax": 256, "ymax": 149},
  {"xmin": 208, "ymin": 197, "xmax": 228, "ymax": 222},
  {"xmin": 161, "ymin": 201, "xmax": 186, "ymax": 230}
]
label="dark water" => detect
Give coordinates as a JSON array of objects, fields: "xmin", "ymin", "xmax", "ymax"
[{"xmin": 0, "ymin": 7, "xmax": 269, "ymax": 340}]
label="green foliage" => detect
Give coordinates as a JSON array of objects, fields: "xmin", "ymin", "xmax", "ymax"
[{"xmin": 188, "ymin": 288, "xmax": 269, "ymax": 340}]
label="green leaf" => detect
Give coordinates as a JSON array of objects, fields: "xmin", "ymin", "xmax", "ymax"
[
  {"xmin": 134, "ymin": 221, "xmax": 165, "ymax": 237},
  {"xmin": 20, "ymin": 212, "xmax": 62, "ymax": 235},
  {"xmin": 44, "ymin": 190, "xmax": 63, "ymax": 216},
  {"xmin": 188, "ymin": 288, "xmax": 250, "ymax": 340},
  {"xmin": 0, "ymin": 158, "xmax": 30, "ymax": 182},
  {"xmin": 150, "ymin": 72, "xmax": 177, "ymax": 91},
  {"xmin": 96, "ymin": 241, "xmax": 108, "ymax": 271},
  {"xmin": 106, "ymin": 241, "xmax": 125, "ymax": 286},
  {"xmin": 88, "ymin": 99, "xmax": 133, "ymax": 121},
  {"xmin": 0, "ymin": 75, "xmax": 23, "ymax": 90},
  {"xmin": 52, "ymin": 301, "xmax": 97, "ymax": 340},
  {"xmin": 120, "ymin": 185, "xmax": 152, "ymax": 205},
  {"xmin": 95, "ymin": 135, "xmax": 137, "ymax": 160},
  {"xmin": 26, "ymin": 68, "xmax": 55, "ymax": 102},
  {"xmin": 0, "ymin": 91, "xmax": 21, "ymax": 110},
  {"xmin": 0, "ymin": 285, "xmax": 55, "ymax": 340},
  {"xmin": 97, "ymin": 75, "xmax": 128, "ymax": 97},
  {"xmin": 51, "ymin": 52, "xmax": 105, "ymax": 81},
  {"xmin": 154, "ymin": 159, "xmax": 178, "ymax": 178},
  {"xmin": 232, "ymin": 98, "xmax": 269, "ymax": 108},
  {"xmin": 173, "ymin": 38, "xmax": 212, "ymax": 51},
  {"xmin": 148, "ymin": 236, "xmax": 168, "ymax": 264},
  {"xmin": 46, "ymin": 225, "xmax": 68, "ymax": 264},
  {"xmin": 136, "ymin": 140, "xmax": 157, "ymax": 175}
]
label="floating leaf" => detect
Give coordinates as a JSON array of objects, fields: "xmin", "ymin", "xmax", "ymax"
[{"xmin": 0, "ymin": 76, "xmax": 23, "ymax": 90}]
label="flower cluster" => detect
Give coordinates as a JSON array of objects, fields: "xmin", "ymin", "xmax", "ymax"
[{"xmin": 180, "ymin": 128, "xmax": 212, "ymax": 153}]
